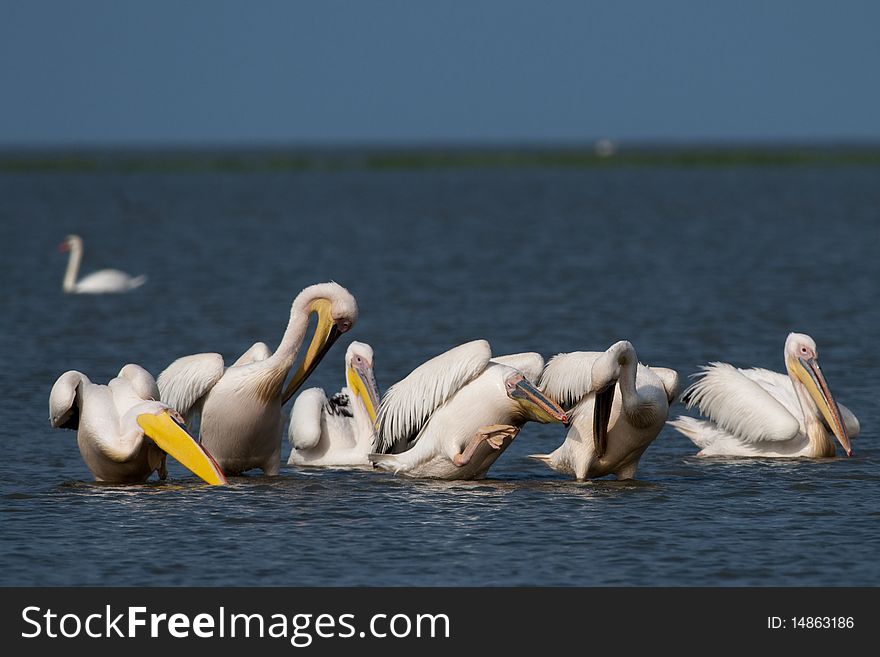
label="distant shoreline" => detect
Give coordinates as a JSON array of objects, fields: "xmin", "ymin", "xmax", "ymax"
[{"xmin": 2, "ymin": 144, "xmax": 879, "ymax": 172}]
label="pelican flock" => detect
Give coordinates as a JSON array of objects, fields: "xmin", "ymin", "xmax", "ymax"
[
  {"xmin": 157, "ymin": 282, "xmax": 358, "ymax": 475},
  {"xmin": 369, "ymin": 340, "xmax": 567, "ymax": 480},
  {"xmin": 287, "ymin": 341, "xmax": 382, "ymax": 467},
  {"xmin": 59, "ymin": 234, "xmax": 147, "ymax": 294},
  {"xmin": 533, "ymin": 341, "xmax": 678, "ymax": 480},
  {"xmin": 670, "ymin": 333, "xmax": 858, "ymax": 458},
  {"xmin": 48, "ymin": 250, "xmax": 863, "ymax": 484},
  {"xmin": 49, "ymin": 364, "xmax": 226, "ymax": 484}
]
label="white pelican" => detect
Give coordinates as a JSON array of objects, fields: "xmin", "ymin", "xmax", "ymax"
[
  {"xmin": 287, "ymin": 341, "xmax": 382, "ymax": 467},
  {"xmin": 532, "ymin": 341, "xmax": 679, "ymax": 480},
  {"xmin": 157, "ymin": 282, "xmax": 358, "ymax": 475},
  {"xmin": 669, "ymin": 332, "xmax": 858, "ymax": 458},
  {"xmin": 49, "ymin": 364, "xmax": 226, "ymax": 484},
  {"xmin": 369, "ymin": 341, "xmax": 567, "ymax": 480},
  {"xmin": 59, "ymin": 234, "xmax": 147, "ymax": 293}
]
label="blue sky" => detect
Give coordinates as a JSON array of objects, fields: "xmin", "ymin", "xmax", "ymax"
[{"xmin": 1, "ymin": 0, "xmax": 878, "ymax": 145}]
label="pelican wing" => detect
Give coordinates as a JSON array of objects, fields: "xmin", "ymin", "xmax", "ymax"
[
  {"xmin": 741, "ymin": 367, "xmax": 861, "ymax": 439},
  {"xmin": 156, "ymin": 353, "xmax": 226, "ymax": 420},
  {"xmin": 117, "ymin": 364, "xmax": 160, "ymax": 401},
  {"xmin": 231, "ymin": 341, "xmax": 271, "ymax": 367},
  {"xmin": 648, "ymin": 367, "xmax": 680, "ymax": 403},
  {"xmin": 681, "ymin": 363, "xmax": 800, "ymax": 442},
  {"xmin": 491, "ymin": 352, "xmax": 545, "ymax": 383},
  {"xmin": 839, "ymin": 403, "xmax": 860, "ymax": 439},
  {"xmin": 539, "ymin": 351, "xmax": 603, "ymax": 409},
  {"xmin": 376, "ymin": 340, "xmax": 491, "ymax": 452}
]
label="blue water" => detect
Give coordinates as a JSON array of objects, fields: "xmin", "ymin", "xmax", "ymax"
[{"xmin": 1, "ymin": 160, "xmax": 878, "ymax": 585}]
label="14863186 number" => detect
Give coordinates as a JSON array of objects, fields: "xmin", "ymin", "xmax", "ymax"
[{"xmin": 790, "ymin": 617, "xmax": 854, "ymax": 629}]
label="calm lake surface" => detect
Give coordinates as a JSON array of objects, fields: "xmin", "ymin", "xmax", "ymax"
[{"xmin": 1, "ymin": 156, "xmax": 878, "ymax": 585}]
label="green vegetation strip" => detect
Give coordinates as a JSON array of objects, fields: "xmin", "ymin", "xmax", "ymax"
[{"xmin": 1, "ymin": 147, "xmax": 879, "ymax": 173}]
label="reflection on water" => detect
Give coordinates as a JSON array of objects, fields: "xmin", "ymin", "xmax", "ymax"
[{"xmin": 0, "ymin": 162, "xmax": 878, "ymax": 586}]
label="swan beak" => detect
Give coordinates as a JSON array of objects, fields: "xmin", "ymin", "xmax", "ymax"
[
  {"xmin": 794, "ymin": 357, "xmax": 852, "ymax": 456},
  {"xmin": 592, "ymin": 384, "xmax": 615, "ymax": 459},
  {"xmin": 348, "ymin": 361, "xmax": 381, "ymax": 424},
  {"xmin": 510, "ymin": 378, "xmax": 568, "ymax": 424},
  {"xmin": 57, "ymin": 241, "xmax": 70, "ymax": 252},
  {"xmin": 137, "ymin": 411, "xmax": 227, "ymax": 485},
  {"xmin": 283, "ymin": 298, "xmax": 349, "ymax": 403}
]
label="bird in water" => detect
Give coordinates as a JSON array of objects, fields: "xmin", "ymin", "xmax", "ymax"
[
  {"xmin": 287, "ymin": 341, "xmax": 382, "ymax": 467},
  {"xmin": 59, "ymin": 234, "xmax": 146, "ymax": 294},
  {"xmin": 669, "ymin": 332, "xmax": 858, "ymax": 458},
  {"xmin": 369, "ymin": 340, "xmax": 567, "ymax": 480},
  {"xmin": 533, "ymin": 340, "xmax": 678, "ymax": 480},
  {"xmin": 49, "ymin": 364, "xmax": 226, "ymax": 484},
  {"xmin": 157, "ymin": 282, "xmax": 358, "ymax": 476}
]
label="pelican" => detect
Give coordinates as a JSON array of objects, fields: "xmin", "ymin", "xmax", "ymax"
[
  {"xmin": 369, "ymin": 340, "xmax": 567, "ymax": 480},
  {"xmin": 49, "ymin": 364, "xmax": 226, "ymax": 484},
  {"xmin": 287, "ymin": 341, "xmax": 382, "ymax": 467},
  {"xmin": 59, "ymin": 234, "xmax": 147, "ymax": 293},
  {"xmin": 157, "ymin": 282, "xmax": 358, "ymax": 475},
  {"xmin": 532, "ymin": 341, "xmax": 678, "ymax": 480},
  {"xmin": 669, "ymin": 332, "xmax": 858, "ymax": 458}
]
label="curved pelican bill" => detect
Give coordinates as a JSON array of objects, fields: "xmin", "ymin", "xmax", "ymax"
[
  {"xmin": 510, "ymin": 377, "xmax": 568, "ymax": 424},
  {"xmin": 283, "ymin": 298, "xmax": 345, "ymax": 403},
  {"xmin": 137, "ymin": 411, "xmax": 228, "ymax": 485},
  {"xmin": 592, "ymin": 384, "xmax": 615, "ymax": 459},
  {"xmin": 347, "ymin": 360, "xmax": 381, "ymax": 424},
  {"xmin": 790, "ymin": 356, "xmax": 852, "ymax": 456}
]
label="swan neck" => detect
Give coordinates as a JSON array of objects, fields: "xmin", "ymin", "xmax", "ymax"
[{"xmin": 63, "ymin": 241, "xmax": 82, "ymax": 291}]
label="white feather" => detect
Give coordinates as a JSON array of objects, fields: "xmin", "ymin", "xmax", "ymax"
[
  {"xmin": 667, "ymin": 416, "xmax": 755, "ymax": 453},
  {"xmin": 539, "ymin": 351, "xmax": 603, "ymax": 409},
  {"xmin": 839, "ymin": 403, "xmax": 860, "ymax": 439},
  {"xmin": 117, "ymin": 363, "xmax": 160, "ymax": 401},
  {"xmin": 156, "ymin": 353, "xmax": 226, "ymax": 419},
  {"xmin": 738, "ymin": 367, "xmax": 860, "ymax": 439},
  {"xmin": 491, "ymin": 352, "xmax": 544, "ymax": 383},
  {"xmin": 648, "ymin": 366, "xmax": 680, "ymax": 403},
  {"xmin": 288, "ymin": 388, "xmax": 326, "ymax": 450},
  {"xmin": 680, "ymin": 363, "xmax": 800, "ymax": 443},
  {"xmin": 376, "ymin": 340, "xmax": 491, "ymax": 452},
  {"xmin": 231, "ymin": 342, "xmax": 271, "ymax": 367}
]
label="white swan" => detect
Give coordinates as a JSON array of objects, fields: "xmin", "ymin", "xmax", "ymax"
[
  {"xmin": 287, "ymin": 341, "xmax": 381, "ymax": 467},
  {"xmin": 49, "ymin": 364, "xmax": 226, "ymax": 484},
  {"xmin": 670, "ymin": 333, "xmax": 858, "ymax": 458},
  {"xmin": 59, "ymin": 234, "xmax": 147, "ymax": 294},
  {"xmin": 533, "ymin": 341, "xmax": 678, "ymax": 480},
  {"xmin": 369, "ymin": 341, "xmax": 567, "ymax": 480}
]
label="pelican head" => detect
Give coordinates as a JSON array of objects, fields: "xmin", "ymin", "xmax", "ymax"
[
  {"xmin": 284, "ymin": 282, "xmax": 358, "ymax": 402},
  {"xmin": 784, "ymin": 332, "xmax": 851, "ymax": 457},
  {"xmin": 49, "ymin": 370, "xmax": 88, "ymax": 430},
  {"xmin": 345, "ymin": 341, "xmax": 381, "ymax": 423},
  {"xmin": 505, "ymin": 372, "xmax": 567, "ymax": 424},
  {"xmin": 589, "ymin": 340, "xmax": 637, "ymax": 458}
]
